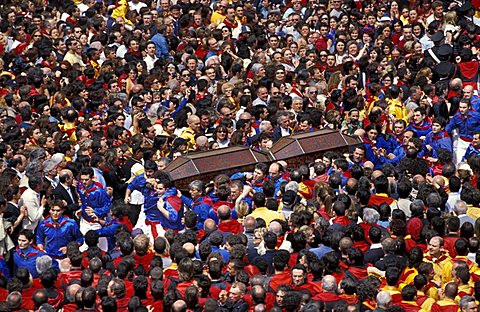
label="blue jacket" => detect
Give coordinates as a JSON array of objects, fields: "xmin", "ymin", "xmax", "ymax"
[
  {"xmin": 269, "ymin": 176, "xmax": 288, "ymax": 199},
  {"xmin": 13, "ymin": 245, "xmax": 49, "ymax": 278},
  {"xmin": 127, "ymin": 174, "xmax": 161, "ymax": 222},
  {"xmin": 362, "ymin": 135, "xmax": 391, "ymax": 169},
  {"xmin": 159, "ymin": 187, "xmax": 184, "ymax": 231},
  {"xmin": 407, "ymin": 121, "xmax": 432, "ymax": 138},
  {"xmin": 97, "ymin": 218, "xmax": 122, "ymax": 251},
  {"xmin": 36, "ymin": 216, "xmax": 84, "ymax": 258},
  {"xmin": 463, "ymin": 144, "xmax": 480, "ymax": 161},
  {"xmin": 78, "ymin": 182, "xmax": 111, "ymax": 221},
  {"xmin": 182, "ymin": 195, "xmax": 213, "ymax": 229},
  {"xmin": 151, "ymin": 33, "xmax": 172, "ymax": 60},
  {"xmin": 421, "ymin": 130, "xmax": 453, "ymax": 158},
  {"xmin": 446, "ymin": 110, "xmax": 480, "ymax": 140}
]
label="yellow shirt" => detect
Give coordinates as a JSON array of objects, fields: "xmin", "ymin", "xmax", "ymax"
[
  {"xmin": 210, "ymin": 11, "xmax": 226, "ymax": 26},
  {"xmin": 247, "ymin": 207, "xmax": 284, "ymax": 226},
  {"xmin": 423, "ymin": 252, "xmax": 451, "ymax": 285},
  {"xmin": 466, "ymin": 205, "xmax": 480, "ymax": 220},
  {"xmin": 180, "ymin": 127, "xmax": 197, "ymax": 151},
  {"xmin": 417, "ymin": 291, "xmax": 435, "ymax": 311},
  {"xmin": 388, "ymin": 98, "xmax": 408, "ymax": 122}
]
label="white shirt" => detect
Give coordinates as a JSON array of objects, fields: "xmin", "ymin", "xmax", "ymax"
[{"xmin": 20, "ymin": 188, "xmax": 44, "ymax": 231}]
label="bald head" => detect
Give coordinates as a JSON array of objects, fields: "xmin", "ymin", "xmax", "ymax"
[
  {"xmin": 183, "ymin": 242, "xmax": 195, "ymax": 257},
  {"xmin": 204, "ymin": 218, "xmax": 217, "ymax": 233},
  {"xmin": 65, "ymin": 284, "xmax": 82, "ymax": 303},
  {"xmin": 217, "ymin": 205, "xmax": 231, "ymax": 221},
  {"xmin": 432, "ymin": 175, "xmax": 445, "ymax": 188},
  {"xmin": 172, "ymin": 299, "xmax": 187, "ymax": 312},
  {"xmin": 187, "ymin": 115, "xmax": 201, "ymax": 133},
  {"xmin": 268, "ymin": 221, "xmax": 282, "ymax": 236},
  {"xmin": 244, "ymin": 216, "xmax": 256, "ymax": 233},
  {"xmin": 363, "ymin": 161, "xmax": 374, "ymax": 170},
  {"xmin": 371, "ymin": 170, "xmax": 384, "ymax": 180},
  {"xmin": 450, "ymin": 78, "xmax": 462, "ymax": 90}
]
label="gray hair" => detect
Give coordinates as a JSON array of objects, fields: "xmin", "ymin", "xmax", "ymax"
[
  {"xmin": 42, "ymin": 159, "xmax": 57, "ymax": 174},
  {"xmin": 376, "ymin": 291, "xmax": 392, "ymax": 308},
  {"xmin": 259, "ymin": 120, "xmax": 272, "ymax": 133},
  {"xmin": 36, "ymin": 255, "xmax": 53, "ymax": 275},
  {"xmin": 322, "ymin": 275, "xmax": 337, "ymax": 292},
  {"xmin": 454, "ymin": 200, "xmax": 468, "ymax": 215},
  {"xmin": 189, "ymin": 180, "xmax": 205, "ymax": 193},
  {"xmin": 459, "ymin": 296, "xmax": 476, "ymax": 309},
  {"xmin": 29, "ymin": 147, "xmax": 47, "ymax": 161},
  {"xmin": 291, "ymin": 96, "xmax": 303, "ymax": 103},
  {"xmin": 285, "ymin": 181, "xmax": 299, "ymax": 193},
  {"xmin": 25, "ymin": 160, "xmax": 43, "ymax": 178},
  {"xmin": 363, "ymin": 208, "xmax": 380, "ymax": 225}
]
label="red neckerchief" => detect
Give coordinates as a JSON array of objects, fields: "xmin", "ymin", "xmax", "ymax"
[
  {"xmin": 16, "ymin": 245, "xmax": 42, "ymax": 258},
  {"xmin": 362, "ymin": 135, "xmax": 375, "ymax": 146},
  {"xmin": 43, "ymin": 215, "xmax": 69, "ymax": 229},
  {"xmin": 127, "ymin": 49, "xmax": 141, "ymax": 57},
  {"xmin": 424, "ymin": 252, "xmax": 448, "ymax": 263},
  {"xmin": 432, "ymin": 130, "xmax": 449, "ymax": 141},
  {"xmin": 223, "ymin": 18, "xmax": 238, "ymax": 29},
  {"xmin": 409, "ymin": 121, "xmax": 431, "ymax": 131}
]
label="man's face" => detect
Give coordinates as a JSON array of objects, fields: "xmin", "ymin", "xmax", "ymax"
[
  {"xmin": 189, "ymin": 118, "xmax": 201, "ymax": 133},
  {"xmin": 189, "ymin": 187, "xmax": 202, "ymax": 199},
  {"xmin": 473, "ymin": 134, "xmax": 480, "ymax": 148},
  {"xmin": 292, "ymin": 100, "xmax": 303, "ymax": 113},
  {"xmin": 269, "ymin": 164, "xmax": 282, "ymax": 180},
  {"xmin": 18, "ymin": 235, "xmax": 30, "ymax": 250},
  {"xmin": 187, "ymin": 59, "xmax": 197, "ymax": 71},
  {"xmin": 258, "ymin": 88, "xmax": 269, "ymax": 101},
  {"xmin": 413, "ymin": 111, "xmax": 424, "ymax": 124},
  {"xmin": 428, "ymin": 238, "xmax": 442, "ymax": 256},
  {"xmin": 235, "ymin": 6, "xmax": 244, "ymax": 18},
  {"xmin": 50, "ymin": 206, "xmax": 63, "ymax": 222},
  {"xmin": 434, "ymin": 5, "xmax": 443, "ymax": 17},
  {"xmin": 292, "ymin": 269, "xmax": 305, "ymax": 286},
  {"xmin": 143, "ymin": 14, "xmax": 152, "ymax": 25},
  {"xmin": 230, "ymin": 185, "xmax": 240, "ymax": 199},
  {"xmin": 165, "ymin": 120, "xmax": 176, "ymax": 134},
  {"xmin": 253, "ymin": 168, "xmax": 265, "ymax": 182},
  {"xmin": 353, "ymin": 148, "xmax": 365, "ymax": 162},
  {"xmin": 228, "ymin": 286, "xmax": 242, "ymax": 302},
  {"xmin": 146, "ymin": 43, "xmax": 156, "ymax": 56},
  {"xmin": 432, "ymin": 122, "xmax": 443, "ymax": 134},
  {"xmin": 463, "ymin": 87, "xmax": 473, "ymax": 100},
  {"xmin": 394, "ymin": 122, "xmax": 405, "ymax": 135},
  {"xmin": 226, "ymin": 8, "xmax": 236, "ymax": 20},
  {"xmin": 80, "ymin": 174, "xmax": 93, "ymax": 188},
  {"xmin": 459, "ymin": 103, "xmax": 470, "ymax": 115},
  {"xmin": 276, "ymin": 290, "xmax": 286, "ymax": 306}
]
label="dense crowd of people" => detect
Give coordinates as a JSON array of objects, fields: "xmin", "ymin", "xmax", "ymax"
[{"xmin": 2, "ymin": 0, "xmax": 480, "ymax": 311}]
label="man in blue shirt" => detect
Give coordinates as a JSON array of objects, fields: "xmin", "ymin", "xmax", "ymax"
[
  {"xmin": 446, "ymin": 100, "xmax": 480, "ymax": 164},
  {"xmin": 36, "ymin": 200, "xmax": 83, "ymax": 260},
  {"xmin": 78, "ymin": 167, "xmax": 112, "ymax": 251},
  {"xmin": 421, "ymin": 117, "xmax": 453, "ymax": 160},
  {"xmin": 463, "ymin": 131, "xmax": 480, "ymax": 161},
  {"xmin": 406, "ymin": 107, "xmax": 432, "ymax": 139},
  {"xmin": 13, "ymin": 229, "xmax": 49, "ymax": 278}
]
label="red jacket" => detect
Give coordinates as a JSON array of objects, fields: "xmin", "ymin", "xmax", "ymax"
[{"xmin": 218, "ymin": 219, "xmax": 244, "ymax": 234}]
